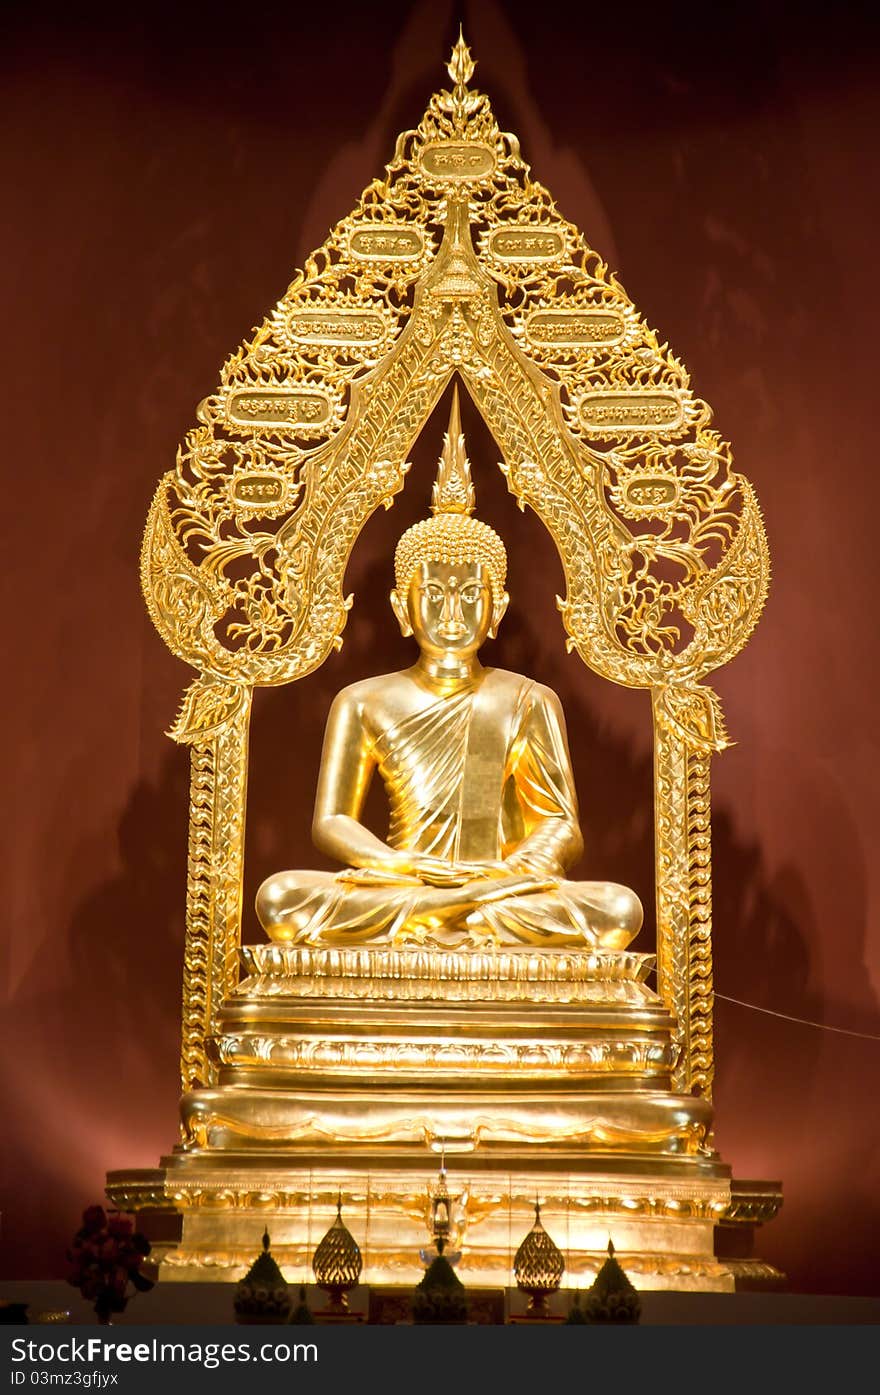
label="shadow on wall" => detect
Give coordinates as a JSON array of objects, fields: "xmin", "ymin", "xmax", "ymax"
[
  {"xmin": 0, "ymin": 756, "xmax": 188, "ymax": 1280},
  {"xmin": 711, "ymin": 759, "xmax": 878, "ymax": 1294}
]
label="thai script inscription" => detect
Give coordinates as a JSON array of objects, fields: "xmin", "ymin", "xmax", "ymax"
[
  {"xmin": 579, "ymin": 392, "xmax": 683, "ymax": 431},
  {"xmin": 488, "ymin": 228, "xmax": 564, "ymax": 260},
  {"xmin": 420, "ymin": 142, "xmax": 495, "ymax": 179},
  {"xmin": 227, "ymin": 389, "xmax": 331, "ymax": 428},
  {"xmin": 526, "ymin": 310, "xmax": 624, "ymax": 347},
  {"xmin": 231, "ymin": 472, "xmax": 287, "ymax": 506},
  {"xmin": 286, "ymin": 310, "xmax": 387, "ymax": 346},
  {"xmin": 623, "ymin": 476, "xmax": 679, "ymax": 510},
  {"xmin": 349, "ymin": 226, "xmax": 424, "ymax": 260}
]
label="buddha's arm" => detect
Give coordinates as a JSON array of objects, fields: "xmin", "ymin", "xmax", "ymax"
[
  {"xmin": 312, "ymin": 689, "xmax": 397, "ymax": 870},
  {"xmin": 312, "ymin": 689, "xmax": 462, "ymax": 883},
  {"xmin": 503, "ymin": 684, "xmax": 584, "ymax": 876}
]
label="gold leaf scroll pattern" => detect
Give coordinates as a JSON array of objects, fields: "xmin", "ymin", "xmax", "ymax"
[
  {"xmin": 419, "ymin": 61, "xmax": 771, "ymax": 680},
  {"xmin": 177, "ymin": 684, "xmax": 252, "ymax": 1092},
  {"xmin": 442, "ymin": 299, "xmax": 765, "ymax": 700},
  {"xmin": 146, "ymin": 236, "xmax": 435, "ymax": 676},
  {"xmin": 140, "ymin": 47, "xmax": 559, "ymax": 677},
  {"xmin": 142, "ymin": 40, "xmax": 767, "ymax": 693},
  {"xmin": 143, "ymin": 292, "xmax": 457, "ymax": 688}
]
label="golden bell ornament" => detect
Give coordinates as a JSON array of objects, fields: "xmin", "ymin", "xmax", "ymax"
[
  {"xmin": 513, "ymin": 1202, "xmax": 565, "ymax": 1314},
  {"xmin": 311, "ymin": 1197, "xmax": 363, "ymax": 1312}
]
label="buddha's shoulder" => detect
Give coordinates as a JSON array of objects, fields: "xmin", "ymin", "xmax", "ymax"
[
  {"xmin": 328, "ymin": 671, "xmax": 415, "ymax": 711},
  {"xmin": 488, "ymin": 668, "xmax": 564, "ymax": 711}
]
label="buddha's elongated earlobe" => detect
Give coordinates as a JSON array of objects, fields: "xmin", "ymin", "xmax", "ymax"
[
  {"xmin": 390, "ymin": 588, "xmax": 413, "ymax": 637},
  {"xmin": 488, "ymin": 591, "xmax": 509, "ymax": 638}
]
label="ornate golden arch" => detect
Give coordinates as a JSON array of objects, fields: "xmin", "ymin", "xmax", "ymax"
[{"xmin": 142, "ymin": 36, "xmax": 768, "ymax": 1102}]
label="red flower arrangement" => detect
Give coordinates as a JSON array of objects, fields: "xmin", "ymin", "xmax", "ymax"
[{"xmin": 65, "ymin": 1206, "xmax": 154, "ymax": 1324}]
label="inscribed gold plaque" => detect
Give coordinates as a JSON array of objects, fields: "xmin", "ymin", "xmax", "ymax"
[
  {"xmin": 579, "ymin": 391, "xmax": 683, "ymax": 432},
  {"xmin": 349, "ymin": 226, "xmax": 424, "ymax": 260},
  {"xmin": 488, "ymin": 228, "xmax": 564, "ymax": 260},
  {"xmin": 226, "ymin": 389, "xmax": 331, "ymax": 429},
  {"xmin": 526, "ymin": 309, "xmax": 624, "ymax": 348},
  {"xmin": 420, "ymin": 141, "xmax": 496, "ymax": 179}
]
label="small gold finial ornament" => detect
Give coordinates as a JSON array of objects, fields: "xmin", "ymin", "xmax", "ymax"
[
  {"xmin": 431, "ymin": 385, "xmax": 474, "ymax": 516},
  {"xmin": 513, "ymin": 1201, "xmax": 565, "ymax": 1314},
  {"xmin": 421, "ymin": 1149, "xmax": 465, "ymax": 1272},
  {"xmin": 583, "ymin": 1240, "xmax": 641, "ymax": 1325},
  {"xmin": 234, "ymin": 1230, "xmax": 291, "ymax": 1325},
  {"xmin": 311, "ymin": 1196, "xmax": 363, "ymax": 1313},
  {"xmin": 430, "ymin": 1158, "xmax": 452, "ymax": 1247},
  {"xmin": 447, "ymin": 26, "xmax": 475, "ymax": 95},
  {"xmin": 393, "ymin": 384, "xmax": 507, "ymax": 607}
]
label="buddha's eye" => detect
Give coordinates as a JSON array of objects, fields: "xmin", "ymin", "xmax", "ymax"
[
  {"xmin": 423, "ymin": 584, "xmax": 444, "ymax": 604},
  {"xmin": 460, "ymin": 585, "xmax": 483, "ymax": 604}
]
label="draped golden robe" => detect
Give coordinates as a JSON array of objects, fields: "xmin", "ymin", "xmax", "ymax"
[{"xmin": 256, "ymin": 669, "xmax": 642, "ymax": 949}]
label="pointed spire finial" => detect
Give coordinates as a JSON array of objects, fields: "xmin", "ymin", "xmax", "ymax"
[
  {"xmin": 431, "ymin": 384, "xmax": 475, "ymax": 517},
  {"xmin": 447, "ymin": 26, "xmax": 475, "ymax": 93}
]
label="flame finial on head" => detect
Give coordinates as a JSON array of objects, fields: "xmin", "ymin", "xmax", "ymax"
[
  {"xmin": 393, "ymin": 383, "xmax": 507, "ymax": 607},
  {"xmin": 432, "ymin": 385, "xmax": 475, "ymax": 516}
]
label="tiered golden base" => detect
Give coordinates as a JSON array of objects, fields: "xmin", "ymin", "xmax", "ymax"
[
  {"xmin": 109, "ymin": 945, "xmax": 738, "ymax": 1291},
  {"xmin": 108, "ymin": 1158, "xmax": 733, "ymax": 1290}
]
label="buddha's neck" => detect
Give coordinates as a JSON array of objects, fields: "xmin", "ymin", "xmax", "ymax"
[{"xmin": 414, "ymin": 653, "xmax": 484, "ymax": 692}]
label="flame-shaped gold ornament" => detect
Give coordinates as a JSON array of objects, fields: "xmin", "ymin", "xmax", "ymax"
[
  {"xmin": 513, "ymin": 1203, "xmax": 565, "ymax": 1314},
  {"xmin": 311, "ymin": 1199, "xmax": 363, "ymax": 1313}
]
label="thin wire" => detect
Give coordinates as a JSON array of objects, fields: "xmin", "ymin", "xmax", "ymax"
[
  {"xmin": 714, "ymin": 992, "xmax": 880, "ymax": 1042},
  {"xmin": 645, "ymin": 966, "xmax": 880, "ymax": 1042}
]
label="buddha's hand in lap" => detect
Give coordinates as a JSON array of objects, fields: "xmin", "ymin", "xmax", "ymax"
[
  {"xmin": 461, "ymin": 872, "xmax": 556, "ymax": 902},
  {"xmin": 338, "ymin": 853, "xmax": 518, "ymax": 890},
  {"xmin": 335, "ymin": 850, "xmax": 458, "ymax": 887}
]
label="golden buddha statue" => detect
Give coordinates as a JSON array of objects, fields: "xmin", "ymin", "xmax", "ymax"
[
  {"xmin": 256, "ymin": 388, "xmax": 643, "ymax": 952},
  {"xmin": 114, "ymin": 37, "xmax": 778, "ymax": 1291}
]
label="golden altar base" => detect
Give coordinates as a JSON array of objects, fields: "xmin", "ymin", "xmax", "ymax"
[{"xmin": 109, "ymin": 945, "xmax": 733, "ymax": 1290}]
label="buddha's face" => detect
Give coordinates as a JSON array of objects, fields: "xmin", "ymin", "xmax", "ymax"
[{"xmin": 393, "ymin": 559, "xmax": 505, "ymax": 659}]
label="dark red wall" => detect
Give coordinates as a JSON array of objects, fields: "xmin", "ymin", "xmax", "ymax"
[{"xmin": 2, "ymin": 0, "xmax": 878, "ymax": 1293}]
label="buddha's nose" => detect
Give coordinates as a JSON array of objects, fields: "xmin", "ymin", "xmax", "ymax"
[{"xmin": 439, "ymin": 588, "xmax": 466, "ymax": 636}]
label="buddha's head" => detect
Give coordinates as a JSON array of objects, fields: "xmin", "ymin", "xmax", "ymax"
[{"xmin": 391, "ymin": 387, "xmax": 508, "ymax": 657}]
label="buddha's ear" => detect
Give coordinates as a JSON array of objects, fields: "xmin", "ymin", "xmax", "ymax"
[
  {"xmin": 390, "ymin": 589, "xmax": 413, "ymax": 637},
  {"xmin": 489, "ymin": 591, "xmax": 509, "ymax": 638}
]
